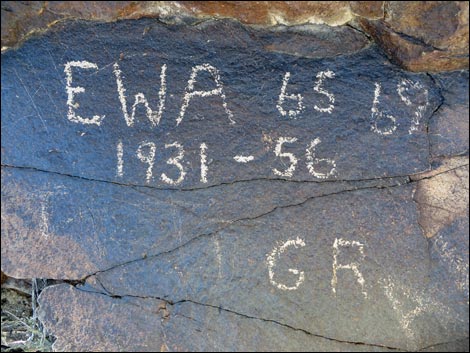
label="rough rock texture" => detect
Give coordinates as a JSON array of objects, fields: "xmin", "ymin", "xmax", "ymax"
[
  {"xmin": 1, "ymin": 3, "xmax": 469, "ymax": 353},
  {"xmin": 39, "ymin": 283, "xmax": 403, "ymax": 352},
  {"xmin": 429, "ymin": 71, "xmax": 469, "ymax": 157},
  {"xmin": 412, "ymin": 157, "xmax": 469, "ymax": 239},
  {"xmin": 359, "ymin": 1, "xmax": 469, "ymax": 72},
  {"xmin": 1, "ymin": 1, "xmax": 468, "ymax": 72}
]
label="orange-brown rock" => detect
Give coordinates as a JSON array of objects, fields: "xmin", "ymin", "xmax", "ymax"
[
  {"xmin": 349, "ymin": 1, "xmax": 384, "ymax": 20},
  {"xmin": 360, "ymin": 1, "xmax": 469, "ymax": 72},
  {"xmin": 1, "ymin": 271, "xmax": 7, "ymax": 285},
  {"xmin": 1, "ymin": 1, "xmax": 468, "ymax": 72}
]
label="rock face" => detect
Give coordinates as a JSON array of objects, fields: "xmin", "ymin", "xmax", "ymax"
[
  {"xmin": 1, "ymin": 4, "xmax": 469, "ymax": 353},
  {"xmin": 429, "ymin": 71, "xmax": 469, "ymax": 157}
]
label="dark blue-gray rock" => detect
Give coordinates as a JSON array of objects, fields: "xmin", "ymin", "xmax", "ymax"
[
  {"xmin": 429, "ymin": 71, "xmax": 469, "ymax": 158},
  {"xmin": 2, "ymin": 19, "xmax": 441, "ymax": 188},
  {"xmin": 1, "ymin": 18, "xmax": 468, "ymax": 352}
]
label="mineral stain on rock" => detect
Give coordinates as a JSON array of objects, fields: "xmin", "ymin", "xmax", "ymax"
[{"xmin": 1, "ymin": 11, "xmax": 469, "ymax": 353}]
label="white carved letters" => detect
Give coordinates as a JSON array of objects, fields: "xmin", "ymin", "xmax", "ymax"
[
  {"xmin": 64, "ymin": 61, "xmax": 105, "ymax": 125},
  {"xmin": 178, "ymin": 64, "xmax": 235, "ymax": 126},
  {"xmin": 266, "ymin": 237, "xmax": 306, "ymax": 291},
  {"xmin": 113, "ymin": 63, "xmax": 167, "ymax": 127},
  {"xmin": 371, "ymin": 82, "xmax": 397, "ymax": 136},
  {"xmin": 331, "ymin": 238, "xmax": 368, "ymax": 299},
  {"xmin": 273, "ymin": 137, "xmax": 298, "ymax": 177},
  {"xmin": 277, "ymin": 72, "xmax": 305, "ymax": 118}
]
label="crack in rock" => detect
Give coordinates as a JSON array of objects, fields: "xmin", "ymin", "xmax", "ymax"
[{"xmin": 78, "ymin": 176, "xmax": 412, "ymax": 282}]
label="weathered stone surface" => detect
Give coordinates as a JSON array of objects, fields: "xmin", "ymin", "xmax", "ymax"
[
  {"xmin": 1, "ymin": 1, "xmax": 354, "ymax": 49},
  {"xmin": 349, "ymin": 1, "xmax": 384, "ymax": 20},
  {"xmin": 175, "ymin": 1, "xmax": 353, "ymax": 26},
  {"xmin": 36, "ymin": 185, "xmax": 470, "ymax": 351},
  {"xmin": 2, "ymin": 2, "xmax": 468, "ymax": 72},
  {"xmin": 412, "ymin": 157, "xmax": 469, "ymax": 239},
  {"xmin": 429, "ymin": 71, "xmax": 469, "ymax": 157},
  {"xmin": 359, "ymin": 1, "xmax": 469, "ymax": 72},
  {"xmin": 1, "ymin": 18, "xmax": 441, "ymax": 280},
  {"xmin": 0, "ymin": 271, "xmax": 7, "ymax": 285},
  {"xmin": 1, "ymin": 13, "xmax": 468, "ymax": 353},
  {"xmin": 39, "ymin": 284, "xmax": 401, "ymax": 352},
  {"xmin": 1, "ymin": 165, "xmax": 409, "ymax": 279},
  {"xmin": 38, "ymin": 284, "xmax": 168, "ymax": 352}
]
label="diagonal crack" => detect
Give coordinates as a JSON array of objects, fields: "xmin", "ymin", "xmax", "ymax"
[
  {"xmin": 73, "ymin": 283, "xmax": 412, "ymax": 351},
  {"xmin": 78, "ymin": 176, "xmax": 412, "ymax": 282},
  {"xmin": 173, "ymin": 298, "xmax": 408, "ymax": 351},
  {"xmin": 411, "ymin": 163, "xmax": 469, "ymax": 181},
  {"xmin": 4, "ymin": 161, "xmax": 465, "ymax": 283},
  {"xmin": 417, "ymin": 337, "xmax": 470, "ymax": 352},
  {"xmin": 74, "ymin": 283, "xmax": 469, "ymax": 352}
]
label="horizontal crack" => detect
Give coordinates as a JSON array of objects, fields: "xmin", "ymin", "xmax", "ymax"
[
  {"xmin": 1, "ymin": 163, "xmax": 417, "ymax": 191},
  {"xmin": 6, "ymin": 162, "xmax": 464, "ymax": 283},
  {"xmin": 418, "ymin": 202, "xmax": 464, "ymax": 215},
  {"xmin": 76, "ymin": 284, "xmax": 468, "ymax": 352},
  {"xmin": 411, "ymin": 163, "xmax": 469, "ymax": 181}
]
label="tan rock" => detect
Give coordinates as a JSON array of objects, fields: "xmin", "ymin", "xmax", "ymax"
[
  {"xmin": 177, "ymin": 1, "xmax": 353, "ymax": 26},
  {"xmin": 413, "ymin": 157, "xmax": 469, "ymax": 238}
]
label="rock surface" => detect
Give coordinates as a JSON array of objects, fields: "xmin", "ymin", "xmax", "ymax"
[
  {"xmin": 429, "ymin": 71, "xmax": 469, "ymax": 157},
  {"xmin": 1, "ymin": 6, "xmax": 469, "ymax": 353}
]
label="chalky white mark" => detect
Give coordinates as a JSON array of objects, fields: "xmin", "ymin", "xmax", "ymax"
[
  {"xmin": 116, "ymin": 140, "xmax": 124, "ymax": 177},
  {"xmin": 305, "ymin": 137, "xmax": 337, "ymax": 179},
  {"xmin": 379, "ymin": 276, "xmax": 452, "ymax": 340},
  {"xmin": 266, "ymin": 237, "xmax": 306, "ymax": 291},
  {"xmin": 64, "ymin": 61, "xmax": 105, "ymax": 125},
  {"xmin": 314, "ymin": 70, "xmax": 336, "ymax": 114},
  {"xmin": 397, "ymin": 79, "xmax": 429, "ymax": 134},
  {"xmin": 136, "ymin": 141, "xmax": 156, "ymax": 183},
  {"xmin": 331, "ymin": 238, "xmax": 367, "ymax": 299},
  {"xmin": 272, "ymin": 137, "xmax": 298, "ymax": 178},
  {"xmin": 234, "ymin": 155, "xmax": 254, "ymax": 163},
  {"xmin": 214, "ymin": 237, "xmax": 223, "ymax": 279},
  {"xmin": 277, "ymin": 72, "xmax": 305, "ymax": 118},
  {"xmin": 200, "ymin": 143, "xmax": 208, "ymax": 183},
  {"xmin": 178, "ymin": 64, "xmax": 235, "ymax": 126},
  {"xmin": 39, "ymin": 202, "xmax": 50, "ymax": 238},
  {"xmin": 161, "ymin": 142, "xmax": 186, "ymax": 185},
  {"xmin": 432, "ymin": 233, "xmax": 469, "ymax": 295},
  {"xmin": 38, "ymin": 189, "xmax": 68, "ymax": 238},
  {"xmin": 371, "ymin": 82, "xmax": 397, "ymax": 135},
  {"xmin": 380, "ymin": 277, "xmax": 419, "ymax": 339},
  {"xmin": 113, "ymin": 63, "xmax": 167, "ymax": 127}
]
